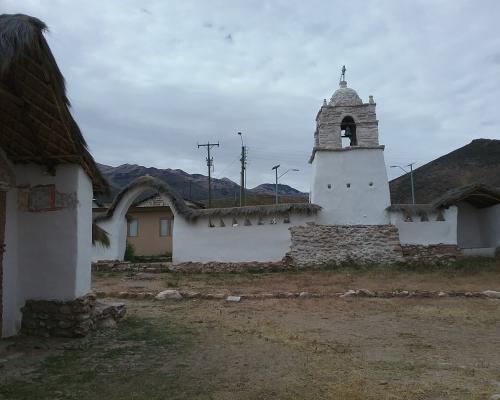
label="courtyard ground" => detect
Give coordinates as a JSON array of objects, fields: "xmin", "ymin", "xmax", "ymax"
[{"xmin": 1, "ymin": 262, "xmax": 500, "ymax": 399}]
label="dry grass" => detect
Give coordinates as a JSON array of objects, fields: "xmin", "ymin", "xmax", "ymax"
[{"xmin": 3, "ymin": 264, "xmax": 500, "ymax": 399}]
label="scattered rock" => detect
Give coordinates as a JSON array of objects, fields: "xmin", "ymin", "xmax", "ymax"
[
  {"xmin": 97, "ymin": 317, "xmax": 117, "ymax": 329},
  {"xmin": 226, "ymin": 296, "xmax": 241, "ymax": 302},
  {"xmin": 356, "ymin": 289, "xmax": 375, "ymax": 297},
  {"xmin": 483, "ymin": 290, "xmax": 500, "ymax": 299},
  {"xmin": 340, "ymin": 290, "xmax": 356, "ymax": 298},
  {"xmin": 489, "ymin": 394, "xmax": 500, "ymax": 400},
  {"xmin": 299, "ymin": 292, "xmax": 311, "ymax": 298},
  {"xmin": 438, "ymin": 291, "xmax": 448, "ymax": 297},
  {"xmin": 155, "ymin": 290, "xmax": 182, "ymax": 300}
]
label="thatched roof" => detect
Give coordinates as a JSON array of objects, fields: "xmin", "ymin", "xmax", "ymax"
[
  {"xmin": 96, "ymin": 175, "xmax": 321, "ymax": 222},
  {"xmin": 0, "ymin": 14, "xmax": 108, "ymax": 192},
  {"xmin": 431, "ymin": 184, "xmax": 500, "ymax": 209}
]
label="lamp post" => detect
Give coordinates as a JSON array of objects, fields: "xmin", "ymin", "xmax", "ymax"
[
  {"xmin": 390, "ymin": 163, "xmax": 416, "ymax": 204},
  {"xmin": 272, "ymin": 165, "xmax": 299, "ymax": 205}
]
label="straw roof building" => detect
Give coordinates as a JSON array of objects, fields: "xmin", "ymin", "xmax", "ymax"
[{"xmin": 0, "ymin": 14, "xmax": 110, "ymax": 338}]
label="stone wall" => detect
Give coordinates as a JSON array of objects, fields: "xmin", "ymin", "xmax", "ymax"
[
  {"xmin": 288, "ymin": 224, "xmax": 404, "ymax": 267},
  {"xmin": 401, "ymin": 244, "xmax": 458, "ymax": 264},
  {"xmin": 21, "ymin": 294, "xmax": 126, "ymax": 337},
  {"xmin": 170, "ymin": 260, "xmax": 293, "ymax": 273}
]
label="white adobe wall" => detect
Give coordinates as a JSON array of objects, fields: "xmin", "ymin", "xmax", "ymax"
[
  {"xmin": 3, "ymin": 188, "xmax": 19, "ymax": 337},
  {"xmin": 15, "ymin": 164, "xmax": 92, "ymax": 300},
  {"xmin": 389, "ymin": 207, "xmax": 457, "ymax": 245},
  {"xmin": 478, "ymin": 203, "xmax": 500, "ymax": 249},
  {"xmin": 173, "ymin": 214, "xmax": 316, "ymax": 264},
  {"xmin": 456, "ymin": 202, "xmax": 484, "ymax": 248},
  {"xmin": 3, "ymin": 164, "xmax": 93, "ymax": 337},
  {"xmin": 311, "ymin": 148, "xmax": 391, "ymax": 225}
]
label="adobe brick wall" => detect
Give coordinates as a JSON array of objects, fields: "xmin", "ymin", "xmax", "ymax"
[{"xmin": 288, "ymin": 224, "xmax": 404, "ymax": 267}]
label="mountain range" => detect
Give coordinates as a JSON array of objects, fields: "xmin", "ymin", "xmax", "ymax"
[
  {"xmin": 96, "ymin": 163, "xmax": 307, "ymax": 204},
  {"xmin": 97, "ymin": 138, "xmax": 500, "ymax": 206}
]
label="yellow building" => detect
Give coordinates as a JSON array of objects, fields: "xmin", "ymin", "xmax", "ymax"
[{"xmin": 125, "ymin": 195, "xmax": 174, "ymax": 256}]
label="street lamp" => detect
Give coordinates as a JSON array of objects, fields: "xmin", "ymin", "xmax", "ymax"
[
  {"xmin": 390, "ymin": 162, "xmax": 416, "ymax": 204},
  {"xmin": 272, "ymin": 165, "xmax": 299, "ymax": 205}
]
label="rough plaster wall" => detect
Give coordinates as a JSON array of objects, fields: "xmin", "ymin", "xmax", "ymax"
[
  {"xmin": 15, "ymin": 164, "xmax": 87, "ymax": 301},
  {"xmin": 173, "ymin": 214, "xmax": 316, "ymax": 264},
  {"xmin": 289, "ymin": 224, "xmax": 404, "ymax": 267},
  {"xmin": 2, "ymin": 188, "xmax": 19, "ymax": 337},
  {"xmin": 311, "ymin": 149, "xmax": 391, "ymax": 225},
  {"xmin": 457, "ymin": 202, "xmax": 484, "ymax": 248},
  {"xmin": 478, "ymin": 204, "xmax": 500, "ymax": 248},
  {"xmin": 74, "ymin": 167, "xmax": 93, "ymax": 297},
  {"xmin": 389, "ymin": 207, "xmax": 457, "ymax": 245}
]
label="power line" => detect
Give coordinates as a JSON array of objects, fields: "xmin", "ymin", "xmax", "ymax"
[{"xmin": 197, "ymin": 141, "xmax": 219, "ymax": 208}]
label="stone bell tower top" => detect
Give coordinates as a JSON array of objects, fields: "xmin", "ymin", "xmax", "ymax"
[{"xmin": 310, "ymin": 79, "xmax": 381, "ymax": 163}]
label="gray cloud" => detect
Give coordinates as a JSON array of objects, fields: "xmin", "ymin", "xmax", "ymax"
[{"xmin": 4, "ymin": 0, "xmax": 500, "ymax": 190}]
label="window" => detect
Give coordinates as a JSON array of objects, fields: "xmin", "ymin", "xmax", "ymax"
[
  {"xmin": 128, "ymin": 219, "xmax": 138, "ymax": 237},
  {"xmin": 160, "ymin": 218, "xmax": 172, "ymax": 236}
]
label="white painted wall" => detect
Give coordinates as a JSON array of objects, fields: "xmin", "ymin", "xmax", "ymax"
[
  {"xmin": 3, "ymin": 188, "xmax": 19, "ymax": 337},
  {"xmin": 15, "ymin": 164, "xmax": 92, "ymax": 301},
  {"xmin": 2, "ymin": 163, "xmax": 93, "ymax": 337},
  {"xmin": 310, "ymin": 148, "xmax": 391, "ymax": 225},
  {"xmin": 389, "ymin": 207, "xmax": 457, "ymax": 245},
  {"xmin": 457, "ymin": 201, "xmax": 486, "ymax": 249},
  {"xmin": 173, "ymin": 214, "xmax": 316, "ymax": 263},
  {"xmin": 478, "ymin": 203, "xmax": 500, "ymax": 248}
]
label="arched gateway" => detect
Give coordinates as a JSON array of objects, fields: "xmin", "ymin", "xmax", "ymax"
[{"xmin": 92, "ymin": 176, "xmax": 194, "ymax": 262}]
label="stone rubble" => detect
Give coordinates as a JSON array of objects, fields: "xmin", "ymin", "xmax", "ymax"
[
  {"xmin": 21, "ymin": 294, "xmax": 126, "ymax": 338},
  {"xmin": 155, "ymin": 289, "xmax": 182, "ymax": 300},
  {"xmin": 96, "ymin": 289, "xmax": 500, "ymax": 302}
]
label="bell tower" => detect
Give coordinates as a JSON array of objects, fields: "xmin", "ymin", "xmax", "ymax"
[{"xmin": 310, "ymin": 71, "xmax": 391, "ymax": 225}]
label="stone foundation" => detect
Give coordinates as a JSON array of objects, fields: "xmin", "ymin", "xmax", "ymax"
[
  {"xmin": 288, "ymin": 224, "xmax": 404, "ymax": 267},
  {"xmin": 170, "ymin": 260, "xmax": 293, "ymax": 273},
  {"xmin": 401, "ymin": 244, "xmax": 458, "ymax": 264},
  {"xmin": 21, "ymin": 294, "xmax": 126, "ymax": 337}
]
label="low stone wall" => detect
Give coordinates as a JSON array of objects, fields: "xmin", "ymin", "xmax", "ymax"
[
  {"xmin": 93, "ymin": 261, "xmax": 170, "ymax": 273},
  {"xmin": 170, "ymin": 260, "xmax": 293, "ymax": 273},
  {"xmin": 21, "ymin": 294, "xmax": 126, "ymax": 338},
  {"xmin": 401, "ymin": 244, "xmax": 458, "ymax": 264},
  {"xmin": 288, "ymin": 224, "xmax": 404, "ymax": 267}
]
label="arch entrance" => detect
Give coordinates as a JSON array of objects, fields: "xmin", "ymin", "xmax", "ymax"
[{"xmin": 92, "ymin": 176, "xmax": 192, "ymax": 262}]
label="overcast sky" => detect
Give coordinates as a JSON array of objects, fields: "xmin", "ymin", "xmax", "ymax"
[{"xmin": 4, "ymin": 0, "xmax": 500, "ymax": 191}]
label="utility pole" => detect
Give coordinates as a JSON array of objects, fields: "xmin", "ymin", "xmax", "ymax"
[
  {"xmin": 390, "ymin": 162, "xmax": 417, "ymax": 204},
  {"xmin": 407, "ymin": 162, "xmax": 416, "ymax": 205},
  {"xmin": 197, "ymin": 141, "xmax": 219, "ymax": 208},
  {"xmin": 237, "ymin": 132, "xmax": 246, "ymax": 207},
  {"xmin": 272, "ymin": 165, "xmax": 280, "ymax": 205}
]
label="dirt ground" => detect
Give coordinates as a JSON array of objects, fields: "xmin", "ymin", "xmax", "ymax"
[
  {"xmin": 1, "ymin": 266, "xmax": 500, "ymax": 399},
  {"xmin": 92, "ymin": 262, "xmax": 500, "ymax": 296}
]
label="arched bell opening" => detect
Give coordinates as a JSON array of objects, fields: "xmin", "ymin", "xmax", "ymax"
[{"xmin": 340, "ymin": 116, "xmax": 357, "ymax": 147}]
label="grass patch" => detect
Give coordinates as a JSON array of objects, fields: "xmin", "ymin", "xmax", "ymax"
[{"xmin": 0, "ymin": 316, "xmax": 195, "ymax": 400}]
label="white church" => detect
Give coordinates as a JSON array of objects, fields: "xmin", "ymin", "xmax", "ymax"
[{"xmin": 94, "ymin": 78, "xmax": 500, "ymax": 268}]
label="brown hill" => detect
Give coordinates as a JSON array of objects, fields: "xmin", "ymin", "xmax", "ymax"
[{"xmin": 389, "ymin": 139, "xmax": 500, "ymax": 204}]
